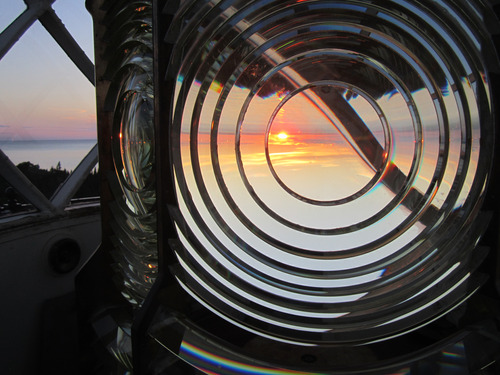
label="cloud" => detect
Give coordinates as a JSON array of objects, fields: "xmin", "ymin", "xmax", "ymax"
[{"xmin": 0, "ymin": 125, "xmax": 10, "ymax": 128}]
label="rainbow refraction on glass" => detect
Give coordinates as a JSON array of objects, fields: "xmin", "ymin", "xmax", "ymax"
[{"xmin": 164, "ymin": 0, "xmax": 496, "ymax": 346}]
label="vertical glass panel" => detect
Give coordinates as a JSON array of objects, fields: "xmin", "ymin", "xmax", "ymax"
[
  {"xmin": 0, "ymin": 1, "xmax": 26, "ymax": 33},
  {"xmin": 0, "ymin": 21, "xmax": 96, "ymax": 143},
  {"xmin": 0, "ymin": 139, "xmax": 96, "ymax": 171},
  {"xmin": 105, "ymin": 1, "xmax": 157, "ymax": 307},
  {"xmin": 0, "ymin": 20, "xmax": 98, "ymax": 212},
  {"xmin": 53, "ymin": 0, "xmax": 95, "ymax": 62}
]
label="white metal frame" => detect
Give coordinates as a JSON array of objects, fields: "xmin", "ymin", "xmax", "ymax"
[{"xmin": 0, "ymin": 0, "xmax": 98, "ymax": 220}]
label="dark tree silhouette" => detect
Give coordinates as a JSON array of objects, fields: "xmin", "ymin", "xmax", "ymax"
[{"xmin": 0, "ymin": 162, "xmax": 100, "ymax": 215}]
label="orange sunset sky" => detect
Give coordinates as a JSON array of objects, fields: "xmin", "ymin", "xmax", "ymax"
[{"xmin": 0, "ymin": 1, "xmax": 96, "ymax": 141}]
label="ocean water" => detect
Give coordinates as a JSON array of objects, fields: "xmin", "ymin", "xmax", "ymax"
[{"xmin": 0, "ymin": 139, "xmax": 97, "ymax": 171}]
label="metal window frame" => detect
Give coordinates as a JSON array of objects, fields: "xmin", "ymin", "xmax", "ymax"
[{"xmin": 0, "ymin": 0, "xmax": 99, "ymax": 220}]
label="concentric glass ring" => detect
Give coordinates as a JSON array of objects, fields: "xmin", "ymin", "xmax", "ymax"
[
  {"xmin": 166, "ymin": 0, "xmax": 496, "ymax": 343},
  {"xmin": 263, "ymin": 81, "xmax": 391, "ymax": 206}
]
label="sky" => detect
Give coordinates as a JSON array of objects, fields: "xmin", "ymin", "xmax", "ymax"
[{"xmin": 0, "ymin": 0, "xmax": 96, "ymax": 141}]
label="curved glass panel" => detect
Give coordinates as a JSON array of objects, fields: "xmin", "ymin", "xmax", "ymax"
[
  {"xmin": 105, "ymin": 1, "xmax": 157, "ymax": 306},
  {"xmin": 167, "ymin": 0, "xmax": 496, "ymax": 345}
]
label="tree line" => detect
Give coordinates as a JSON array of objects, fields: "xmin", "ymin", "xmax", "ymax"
[{"xmin": 0, "ymin": 161, "xmax": 100, "ymax": 215}]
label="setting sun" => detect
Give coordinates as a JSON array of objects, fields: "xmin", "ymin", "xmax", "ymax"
[{"xmin": 277, "ymin": 132, "xmax": 288, "ymax": 140}]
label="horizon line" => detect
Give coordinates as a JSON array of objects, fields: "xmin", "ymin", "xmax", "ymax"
[{"xmin": 0, "ymin": 138, "xmax": 98, "ymax": 142}]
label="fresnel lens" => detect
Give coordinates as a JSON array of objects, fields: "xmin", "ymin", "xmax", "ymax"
[
  {"xmin": 82, "ymin": 0, "xmax": 500, "ymax": 373},
  {"xmin": 164, "ymin": 0, "xmax": 496, "ymax": 339},
  {"xmin": 107, "ymin": 0, "xmax": 157, "ymax": 307},
  {"xmin": 79, "ymin": 0, "xmax": 156, "ymax": 371}
]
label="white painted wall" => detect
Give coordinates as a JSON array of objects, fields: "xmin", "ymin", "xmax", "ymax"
[{"xmin": 0, "ymin": 207, "xmax": 101, "ymax": 375}]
